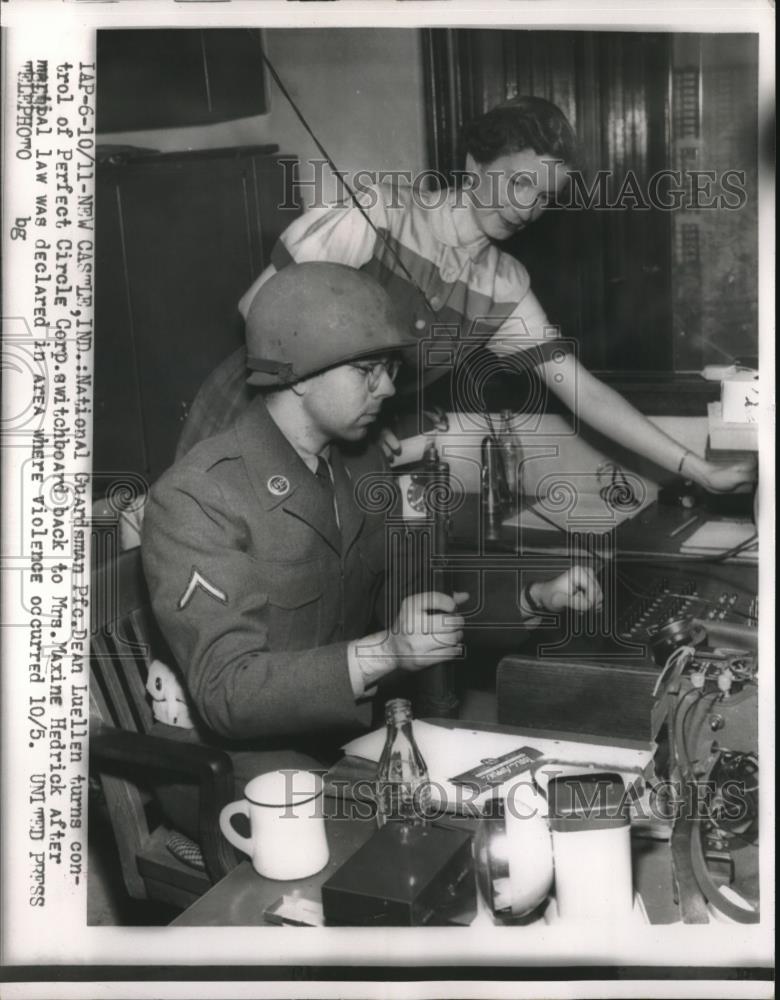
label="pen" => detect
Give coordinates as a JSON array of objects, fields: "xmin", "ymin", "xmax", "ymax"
[{"xmin": 669, "ymin": 515, "xmax": 700, "ymax": 539}]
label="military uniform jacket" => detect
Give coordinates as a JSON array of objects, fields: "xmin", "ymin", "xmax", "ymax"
[{"xmin": 142, "ymin": 396, "xmax": 393, "ymax": 742}]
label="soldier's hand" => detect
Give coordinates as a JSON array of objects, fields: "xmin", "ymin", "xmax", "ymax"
[
  {"xmin": 532, "ymin": 567, "xmax": 602, "ymax": 613},
  {"xmin": 385, "ymin": 591, "xmax": 468, "ymax": 670}
]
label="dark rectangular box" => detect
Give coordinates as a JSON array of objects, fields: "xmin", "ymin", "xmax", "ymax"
[{"xmin": 321, "ymin": 823, "xmax": 475, "ymax": 926}]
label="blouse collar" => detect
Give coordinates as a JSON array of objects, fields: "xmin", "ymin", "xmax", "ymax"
[{"xmin": 426, "ymin": 187, "xmax": 490, "ymax": 256}]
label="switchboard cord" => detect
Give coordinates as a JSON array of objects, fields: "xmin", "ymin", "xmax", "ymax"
[
  {"xmin": 707, "ymin": 532, "xmax": 758, "ymax": 564},
  {"xmin": 260, "ymin": 49, "xmax": 436, "ymax": 316}
]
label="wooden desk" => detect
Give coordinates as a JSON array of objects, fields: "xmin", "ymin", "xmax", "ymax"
[
  {"xmin": 172, "ymin": 811, "xmax": 376, "ymax": 927},
  {"xmin": 172, "ymin": 505, "xmax": 757, "ymax": 928},
  {"xmin": 436, "ymin": 497, "xmax": 757, "ymax": 649},
  {"xmin": 172, "ymin": 817, "xmax": 678, "ymax": 928},
  {"xmin": 449, "ymin": 493, "xmax": 757, "ymax": 568},
  {"xmin": 173, "ymin": 723, "xmax": 678, "ymax": 928}
]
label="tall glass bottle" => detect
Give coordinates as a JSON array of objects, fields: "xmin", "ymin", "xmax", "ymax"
[
  {"xmin": 481, "ymin": 436, "xmax": 506, "ymax": 542},
  {"xmin": 375, "ymin": 699, "xmax": 431, "ymax": 827},
  {"xmin": 498, "ymin": 409, "xmax": 524, "ymax": 516}
]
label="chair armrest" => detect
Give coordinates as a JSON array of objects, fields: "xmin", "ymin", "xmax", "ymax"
[{"xmin": 91, "ymin": 724, "xmax": 238, "ymax": 882}]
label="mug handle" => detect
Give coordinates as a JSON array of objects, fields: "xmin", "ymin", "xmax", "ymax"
[{"xmin": 219, "ymin": 800, "xmax": 253, "ymax": 856}]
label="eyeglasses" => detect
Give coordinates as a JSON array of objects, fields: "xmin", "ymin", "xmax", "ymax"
[{"xmin": 350, "ymin": 358, "xmax": 401, "ymax": 392}]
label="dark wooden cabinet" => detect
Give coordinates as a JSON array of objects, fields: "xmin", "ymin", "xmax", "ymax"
[{"xmin": 94, "ymin": 146, "xmax": 299, "ymax": 489}]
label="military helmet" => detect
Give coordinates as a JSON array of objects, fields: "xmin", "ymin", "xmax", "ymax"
[{"xmin": 245, "ymin": 262, "xmax": 417, "ymax": 386}]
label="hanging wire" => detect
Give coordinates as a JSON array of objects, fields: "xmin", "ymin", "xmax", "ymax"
[
  {"xmin": 260, "ymin": 49, "xmax": 436, "ymax": 315},
  {"xmin": 672, "ymin": 686, "xmax": 703, "ymax": 776},
  {"xmin": 260, "ymin": 49, "xmax": 518, "ymax": 442},
  {"xmin": 652, "ymin": 644, "xmax": 695, "ymax": 697},
  {"xmin": 707, "ymin": 532, "xmax": 758, "ymax": 563}
]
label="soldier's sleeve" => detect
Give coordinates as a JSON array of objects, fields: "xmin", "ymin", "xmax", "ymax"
[{"xmin": 141, "ymin": 468, "xmax": 370, "ymax": 741}]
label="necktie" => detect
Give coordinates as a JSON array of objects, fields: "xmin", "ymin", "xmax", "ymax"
[
  {"xmin": 315, "ymin": 455, "xmax": 340, "ymax": 530},
  {"xmin": 315, "ymin": 455, "xmax": 332, "ymax": 491}
]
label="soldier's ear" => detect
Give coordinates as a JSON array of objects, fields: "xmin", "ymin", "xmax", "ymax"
[{"xmin": 292, "ymin": 369, "xmax": 324, "ymax": 397}]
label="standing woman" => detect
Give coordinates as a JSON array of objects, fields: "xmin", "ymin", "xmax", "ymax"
[{"xmin": 178, "ymin": 97, "xmax": 754, "ymax": 494}]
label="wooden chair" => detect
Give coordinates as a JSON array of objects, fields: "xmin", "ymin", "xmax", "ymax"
[{"xmin": 89, "ymin": 542, "xmax": 237, "ymax": 911}]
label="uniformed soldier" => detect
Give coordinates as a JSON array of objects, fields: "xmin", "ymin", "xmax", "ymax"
[
  {"xmin": 142, "ymin": 261, "xmax": 602, "ymax": 837},
  {"xmin": 141, "ymin": 264, "xmax": 473, "ymax": 832}
]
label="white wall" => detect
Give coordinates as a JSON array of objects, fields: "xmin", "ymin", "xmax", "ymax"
[{"xmin": 98, "ymin": 28, "xmax": 428, "ymax": 208}]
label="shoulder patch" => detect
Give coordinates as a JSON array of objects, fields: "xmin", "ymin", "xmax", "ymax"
[{"xmin": 178, "ymin": 567, "xmax": 228, "ymax": 610}]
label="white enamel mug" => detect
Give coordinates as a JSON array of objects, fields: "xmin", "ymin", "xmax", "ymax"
[{"xmin": 219, "ymin": 770, "xmax": 329, "ymax": 880}]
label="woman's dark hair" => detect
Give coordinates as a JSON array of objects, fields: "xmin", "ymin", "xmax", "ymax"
[{"xmin": 462, "ymin": 96, "xmax": 579, "ymax": 166}]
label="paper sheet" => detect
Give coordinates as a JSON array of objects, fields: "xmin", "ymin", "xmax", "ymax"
[
  {"xmin": 342, "ymin": 721, "xmax": 651, "ymax": 813},
  {"xmin": 504, "ymin": 495, "xmax": 651, "ymax": 535},
  {"xmin": 679, "ymin": 519, "xmax": 757, "ymax": 561}
]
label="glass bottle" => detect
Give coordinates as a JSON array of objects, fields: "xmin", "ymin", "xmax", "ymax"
[
  {"xmin": 375, "ymin": 699, "xmax": 431, "ymax": 827},
  {"xmin": 498, "ymin": 409, "xmax": 524, "ymax": 515},
  {"xmin": 481, "ymin": 436, "xmax": 505, "ymax": 542}
]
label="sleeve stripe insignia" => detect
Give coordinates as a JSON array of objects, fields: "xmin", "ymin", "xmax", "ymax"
[{"xmin": 177, "ymin": 567, "xmax": 228, "ymax": 610}]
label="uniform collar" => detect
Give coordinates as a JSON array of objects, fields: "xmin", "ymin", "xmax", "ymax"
[
  {"xmin": 234, "ymin": 395, "xmax": 311, "ymax": 506},
  {"xmin": 234, "ymin": 395, "xmax": 364, "ymax": 555}
]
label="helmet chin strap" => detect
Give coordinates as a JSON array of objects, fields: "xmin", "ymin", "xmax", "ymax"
[
  {"xmin": 246, "ymin": 356, "xmax": 296, "ymax": 381},
  {"xmin": 260, "ymin": 49, "xmax": 436, "ymax": 316}
]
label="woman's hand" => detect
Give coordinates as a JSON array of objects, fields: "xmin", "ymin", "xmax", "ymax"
[
  {"xmin": 380, "ymin": 427, "xmax": 402, "ymax": 463},
  {"xmin": 379, "ymin": 407, "xmax": 447, "ymax": 464},
  {"xmin": 683, "ymin": 454, "xmax": 757, "ymax": 493},
  {"xmin": 530, "ymin": 567, "xmax": 603, "ymax": 614}
]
